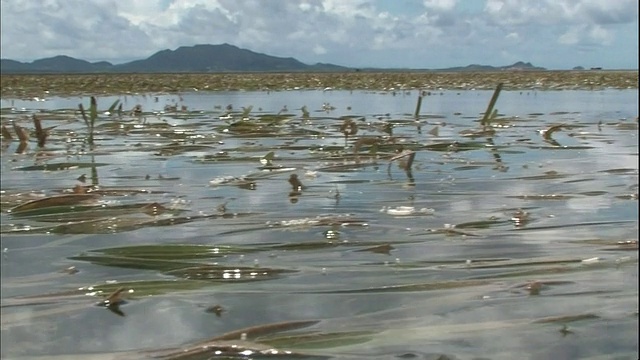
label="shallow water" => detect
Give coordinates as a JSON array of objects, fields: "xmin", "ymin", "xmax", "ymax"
[{"xmin": 1, "ymin": 89, "xmax": 638, "ymax": 359}]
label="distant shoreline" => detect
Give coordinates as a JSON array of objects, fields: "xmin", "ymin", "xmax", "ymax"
[
  {"xmin": 1, "ymin": 69, "xmax": 637, "ymax": 75},
  {"xmin": 1, "ymin": 71, "xmax": 637, "ymax": 98}
]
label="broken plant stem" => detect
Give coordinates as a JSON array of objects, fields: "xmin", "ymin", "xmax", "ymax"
[
  {"xmin": 1, "ymin": 125, "xmax": 12, "ymax": 141},
  {"xmin": 388, "ymin": 149, "xmax": 416, "ymax": 175},
  {"xmin": 33, "ymin": 115, "xmax": 48, "ymax": 147},
  {"xmin": 481, "ymin": 83, "xmax": 503, "ymax": 127},
  {"xmin": 12, "ymin": 122, "xmax": 29, "ymax": 143}
]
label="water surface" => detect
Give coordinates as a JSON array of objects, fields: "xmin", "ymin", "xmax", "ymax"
[{"xmin": 1, "ymin": 89, "xmax": 638, "ymax": 359}]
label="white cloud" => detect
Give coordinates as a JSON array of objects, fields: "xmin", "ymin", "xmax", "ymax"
[
  {"xmin": 505, "ymin": 32, "xmax": 520, "ymax": 42},
  {"xmin": 559, "ymin": 23, "xmax": 614, "ymax": 46},
  {"xmin": 423, "ymin": 0, "xmax": 457, "ymax": 11},
  {"xmin": 484, "ymin": 0, "xmax": 638, "ymax": 26},
  {"xmin": 588, "ymin": 24, "xmax": 613, "ymax": 44},
  {"xmin": 299, "ymin": 2, "xmax": 313, "ymax": 12},
  {"xmin": 313, "ymin": 44, "xmax": 327, "ymax": 55},
  {"xmin": 578, "ymin": 0, "xmax": 639, "ymax": 24},
  {"xmin": 559, "ymin": 25, "xmax": 583, "ymax": 45}
]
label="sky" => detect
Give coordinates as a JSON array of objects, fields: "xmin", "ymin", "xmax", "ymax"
[{"xmin": 1, "ymin": 0, "xmax": 638, "ymax": 70}]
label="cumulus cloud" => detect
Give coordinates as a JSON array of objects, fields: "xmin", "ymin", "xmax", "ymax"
[
  {"xmin": 559, "ymin": 26, "xmax": 584, "ymax": 45},
  {"xmin": 578, "ymin": 0, "xmax": 639, "ymax": 24},
  {"xmin": 484, "ymin": 0, "xmax": 637, "ymax": 25},
  {"xmin": 588, "ymin": 24, "xmax": 613, "ymax": 44},
  {"xmin": 505, "ymin": 32, "xmax": 520, "ymax": 42},
  {"xmin": 559, "ymin": 23, "xmax": 614, "ymax": 46},
  {"xmin": 1, "ymin": 0, "xmax": 153, "ymax": 62},
  {"xmin": 313, "ymin": 44, "xmax": 327, "ymax": 55},
  {"xmin": 0, "ymin": 0, "xmax": 637, "ymax": 69},
  {"xmin": 423, "ymin": 0, "xmax": 457, "ymax": 11}
]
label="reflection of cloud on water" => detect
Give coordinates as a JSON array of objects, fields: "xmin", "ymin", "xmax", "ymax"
[
  {"xmin": 1, "ymin": 299, "xmax": 204, "ymax": 358},
  {"xmin": 106, "ymin": 299, "xmax": 202, "ymax": 351},
  {"xmin": 448, "ymin": 199, "xmax": 474, "ymax": 213},
  {"xmin": 4, "ymin": 294, "xmax": 330, "ymax": 358},
  {"xmin": 566, "ymin": 195, "xmax": 613, "ymax": 213},
  {"xmin": 331, "ymin": 261, "xmax": 638, "ymax": 358}
]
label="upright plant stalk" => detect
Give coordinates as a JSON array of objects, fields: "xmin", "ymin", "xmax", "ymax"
[
  {"xmin": 33, "ymin": 115, "xmax": 48, "ymax": 147},
  {"xmin": 107, "ymin": 99, "xmax": 121, "ymax": 115},
  {"xmin": 340, "ymin": 118, "xmax": 358, "ymax": 148},
  {"xmin": 414, "ymin": 94, "xmax": 423, "ymax": 119},
  {"xmin": 481, "ymin": 83, "xmax": 503, "ymax": 127},
  {"xmin": 91, "ymin": 155, "xmax": 99, "ymax": 186},
  {"xmin": 301, "ymin": 106, "xmax": 310, "ymax": 119},
  {"xmin": 79, "ymin": 96, "xmax": 98, "ymax": 145}
]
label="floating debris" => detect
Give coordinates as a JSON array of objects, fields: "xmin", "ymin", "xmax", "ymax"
[
  {"xmin": 271, "ymin": 214, "xmax": 368, "ymax": 227},
  {"xmin": 205, "ymin": 304, "xmax": 225, "ymax": 317},
  {"xmin": 59, "ymin": 266, "xmax": 79, "ymax": 275},
  {"xmin": 96, "ymin": 286, "xmax": 130, "ymax": 317},
  {"xmin": 381, "ymin": 206, "xmax": 435, "ymax": 216},
  {"xmin": 356, "ymin": 243, "xmax": 394, "ymax": 255},
  {"xmin": 525, "ymin": 281, "xmax": 543, "ymax": 296},
  {"xmin": 559, "ymin": 324, "xmax": 573, "ymax": 336},
  {"xmin": 510, "ymin": 209, "xmax": 531, "ymax": 226},
  {"xmin": 581, "ymin": 257, "xmax": 603, "ymax": 264},
  {"xmin": 288, "ymin": 174, "xmax": 303, "ymax": 191}
]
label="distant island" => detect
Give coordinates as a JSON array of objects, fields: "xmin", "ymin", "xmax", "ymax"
[{"xmin": 0, "ymin": 43, "xmax": 550, "ymax": 74}]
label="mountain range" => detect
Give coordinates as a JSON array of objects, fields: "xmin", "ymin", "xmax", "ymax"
[{"xmin": 0, "ymin": 43, "xmax": 545, "ymax": 74}]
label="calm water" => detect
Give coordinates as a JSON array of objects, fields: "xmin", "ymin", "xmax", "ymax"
[{"xmin": 1, "ymin": 89, "xmax": 638, "ymax": 359}]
